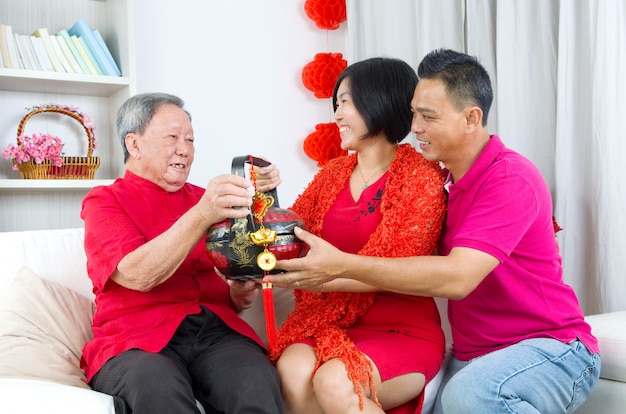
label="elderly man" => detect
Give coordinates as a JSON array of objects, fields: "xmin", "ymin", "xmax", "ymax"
[{"xmin": 81, "ymin": 92, "xmax": 284, "ymax": 414}]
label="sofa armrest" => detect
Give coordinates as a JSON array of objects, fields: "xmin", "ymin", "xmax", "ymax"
[{"xmin": 0, "ymin": 378, "xmax": 115, "ymax": 414}]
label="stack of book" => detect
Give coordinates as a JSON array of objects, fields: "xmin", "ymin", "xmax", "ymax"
[{"xmin": 0, "ymin": 18, "xmax": 121, "ymax": 77}]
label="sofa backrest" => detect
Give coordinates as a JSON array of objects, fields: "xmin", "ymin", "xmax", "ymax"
[
  {"xmin": 0, "ymin": 227, "xmax": 290, "ymax": 343},
  {"xmin": 0, "ymin": 227, "xmax": 451, "ymax": 347},
  {"xmin": 0, "ymin": 228, "xmax": 94, "ymax": 300}
]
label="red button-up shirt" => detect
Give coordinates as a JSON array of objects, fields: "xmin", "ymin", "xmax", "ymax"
[{"xmin": 80, "ymin": 170, "xmax": 263, "ymax": 382}]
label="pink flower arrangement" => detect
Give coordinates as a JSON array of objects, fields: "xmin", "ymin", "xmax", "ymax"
[
  {"xmin": 2, "ymin": 104, "xmax": 96, "ymax": 171},
  {"xmin": 3, "ymin": 133, "xmax": 64, "ymax": 170}
]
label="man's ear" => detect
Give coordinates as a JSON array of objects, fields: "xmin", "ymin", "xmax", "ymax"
[
  {"xmin": 125, "ymin": 133, "xmax": 140, "ymax": 159},
  {"xmin": 465, "ymin": 106, "xmax": 483, "ymax": 132}
]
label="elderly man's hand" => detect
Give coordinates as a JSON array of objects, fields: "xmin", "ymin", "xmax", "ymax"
[
  {"xmin": 225, "ymin": 276, "xmax": 261, "ymax": 311},
  {"xmin": 215, "ymin": 267, "xmax": 261, "ymax": 311},
  {"xmin": 196, "ymin": 159, "xmax": 282, "ymax": 228},
  {"xmin": 198, "ymin": 174, "xmax": 254, "ymax": 226}
]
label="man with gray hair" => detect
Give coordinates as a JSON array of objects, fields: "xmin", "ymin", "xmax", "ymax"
[{"xmin": 81, "ymin": 92, "xmax": 284, "ymax": 414}]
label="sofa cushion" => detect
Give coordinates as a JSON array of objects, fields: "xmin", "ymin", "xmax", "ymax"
[
  {"xmin": 0, "ymin": 266, "xmax": 95, "ymax": 389},
  {"xmin": 585, "ymin": 310, "xmax": 626, "ymax": 382},
  {"xmin": 0, "ymin": 227, "xmax": 93, "ymax": 300}
]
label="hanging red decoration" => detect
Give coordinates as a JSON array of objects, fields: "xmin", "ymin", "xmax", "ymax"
[
  {"xmin": 300, "ymin": 0, "xmax": 347, "ymax": 167},
  {"xmin": 304, "ymin": 0, "xmax": 347, "ymax": 30},
  {"xmin": 303, "ymin": 122, "xmax": 347, "ymax": 167},
  {"xmin": 302, "ymin": 53, "xmax": 347, "ymax": 99}
]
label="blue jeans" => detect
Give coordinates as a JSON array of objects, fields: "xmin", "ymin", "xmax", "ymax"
[{"xmin": 433, "ymin": 338, "xmax": 600, "ymax": 413}]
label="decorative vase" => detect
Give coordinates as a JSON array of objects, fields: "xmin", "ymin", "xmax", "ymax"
[{"xmin": 206, "ymin": 155, "xmax": 307, "ymax": 279}]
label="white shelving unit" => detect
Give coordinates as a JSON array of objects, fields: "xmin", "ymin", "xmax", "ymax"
[
  {"xmin": 0, "ymin": 0, "xmax": 135, "ymax": 231},
  {"xmin": 0, "ymin": 179, "xmax": 115, "ymax": 189},
  {"xmin": 0, "ymin": 68, "xmax": 131, "ymax": 95}
]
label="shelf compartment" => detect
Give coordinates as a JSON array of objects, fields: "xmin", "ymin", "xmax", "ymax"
[
  {"xmin": 0, "ymin": 179, "xmax": 114, "ymax": 189},
  {"xmin": 0, "ymin": 69, "xmax": 130, "ymax": 97}
]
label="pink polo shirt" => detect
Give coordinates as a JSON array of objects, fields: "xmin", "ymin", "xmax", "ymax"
[
  {"xmin": 438, "ymin": 135, "xmax": 598, "ymax": 360},
  {"xmin": 80, "ymin": 170, "xmax": 264, "ymax": 382}
]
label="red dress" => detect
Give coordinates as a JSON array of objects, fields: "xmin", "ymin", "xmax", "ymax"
[
  {"xmin": 273, "ymin": 144, "xmax": 447, "ymax": 413},
  {"xmin": 325, "ymin": 178, "xmax": 444, "ymax": 383}
]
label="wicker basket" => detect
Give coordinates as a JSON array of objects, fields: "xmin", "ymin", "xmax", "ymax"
[{"xmin": 14, "ymin": 106, "xmax": 100, "ymax": 179}]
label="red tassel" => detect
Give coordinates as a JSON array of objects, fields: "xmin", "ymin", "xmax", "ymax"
[{"xmin": 263, "ymin": 275, "xmax": 277, "ymax": 351}]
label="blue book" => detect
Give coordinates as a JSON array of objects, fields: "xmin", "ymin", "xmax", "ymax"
[
  {"xmin": 56, "ymin": 29, "xmax": 90, "ymax": 74},
  {"xmin": 77, "ymin": 36, "xmax": 104, "ymax": 75},
  {"xmin": 92, "ymin": 28, "xmax": 121, "ymax": 76},
  {"xmin": 68, "ymin": 19, "xmax": 118, "ymax": 76}
]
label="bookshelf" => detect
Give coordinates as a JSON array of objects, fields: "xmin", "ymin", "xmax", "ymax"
[{"xmin": 0, "ymin": 0, "xmax": 136, "ymax": 231}]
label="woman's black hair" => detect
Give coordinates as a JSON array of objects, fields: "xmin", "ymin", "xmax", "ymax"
[{"xmin": 332, "ymin": 57, "xmax": 418, "ymax": 143}]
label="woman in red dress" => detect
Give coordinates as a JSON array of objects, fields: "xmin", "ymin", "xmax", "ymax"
[{"xmin": 272, "ymin": 57, "xmax": 447, "ymax": 413}]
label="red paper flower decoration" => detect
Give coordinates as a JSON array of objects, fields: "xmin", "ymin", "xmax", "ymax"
[
  {"xmin": 303, "ymin": 122, "xmax": 347, "ymax": 167},
  {"xmin": 302, "ymin": 53, "xmax": 347, "ymax": 99},
  {"xmin": 304, "ymin": 0, "xmax": 347, "ymax": 30}
]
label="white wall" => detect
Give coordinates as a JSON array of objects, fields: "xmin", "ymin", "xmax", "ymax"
[{"xmin": 133, "ymin": 0, "xmax": 346, "ymax": 206}]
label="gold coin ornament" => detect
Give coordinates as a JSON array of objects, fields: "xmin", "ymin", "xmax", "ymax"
[{"xmin": 257, "ymin": 250, "xmax": 277, "ymax": 271}]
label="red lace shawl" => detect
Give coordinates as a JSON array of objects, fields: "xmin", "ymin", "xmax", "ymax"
[{"xmin": 272, "ymin": 144, "xmax": 447, "ymax": 408}]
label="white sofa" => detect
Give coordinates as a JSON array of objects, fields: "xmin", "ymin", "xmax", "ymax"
[{"xmin": 0, "ymin": 228, "xmax": 623, "ymax": 413}]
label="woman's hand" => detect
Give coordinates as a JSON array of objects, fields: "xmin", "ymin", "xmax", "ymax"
[{"xmin": 269, "ymin": 227, "xmax": 348, "ymax": 289}]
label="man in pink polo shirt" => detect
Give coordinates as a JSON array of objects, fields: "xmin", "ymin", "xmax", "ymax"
[{"xmin": 272, "ymin": 49, "xmax": 600, "ymax": 413}]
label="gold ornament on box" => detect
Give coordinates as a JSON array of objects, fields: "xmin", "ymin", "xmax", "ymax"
[{"xmin": 250, "ymin": 191, "xmax": 278, "ymax": 271}]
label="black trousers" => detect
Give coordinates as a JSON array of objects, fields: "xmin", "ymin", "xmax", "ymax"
[{"xmin": 90, "ymin": 307, "xmax": 284, "ymax": 414}]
